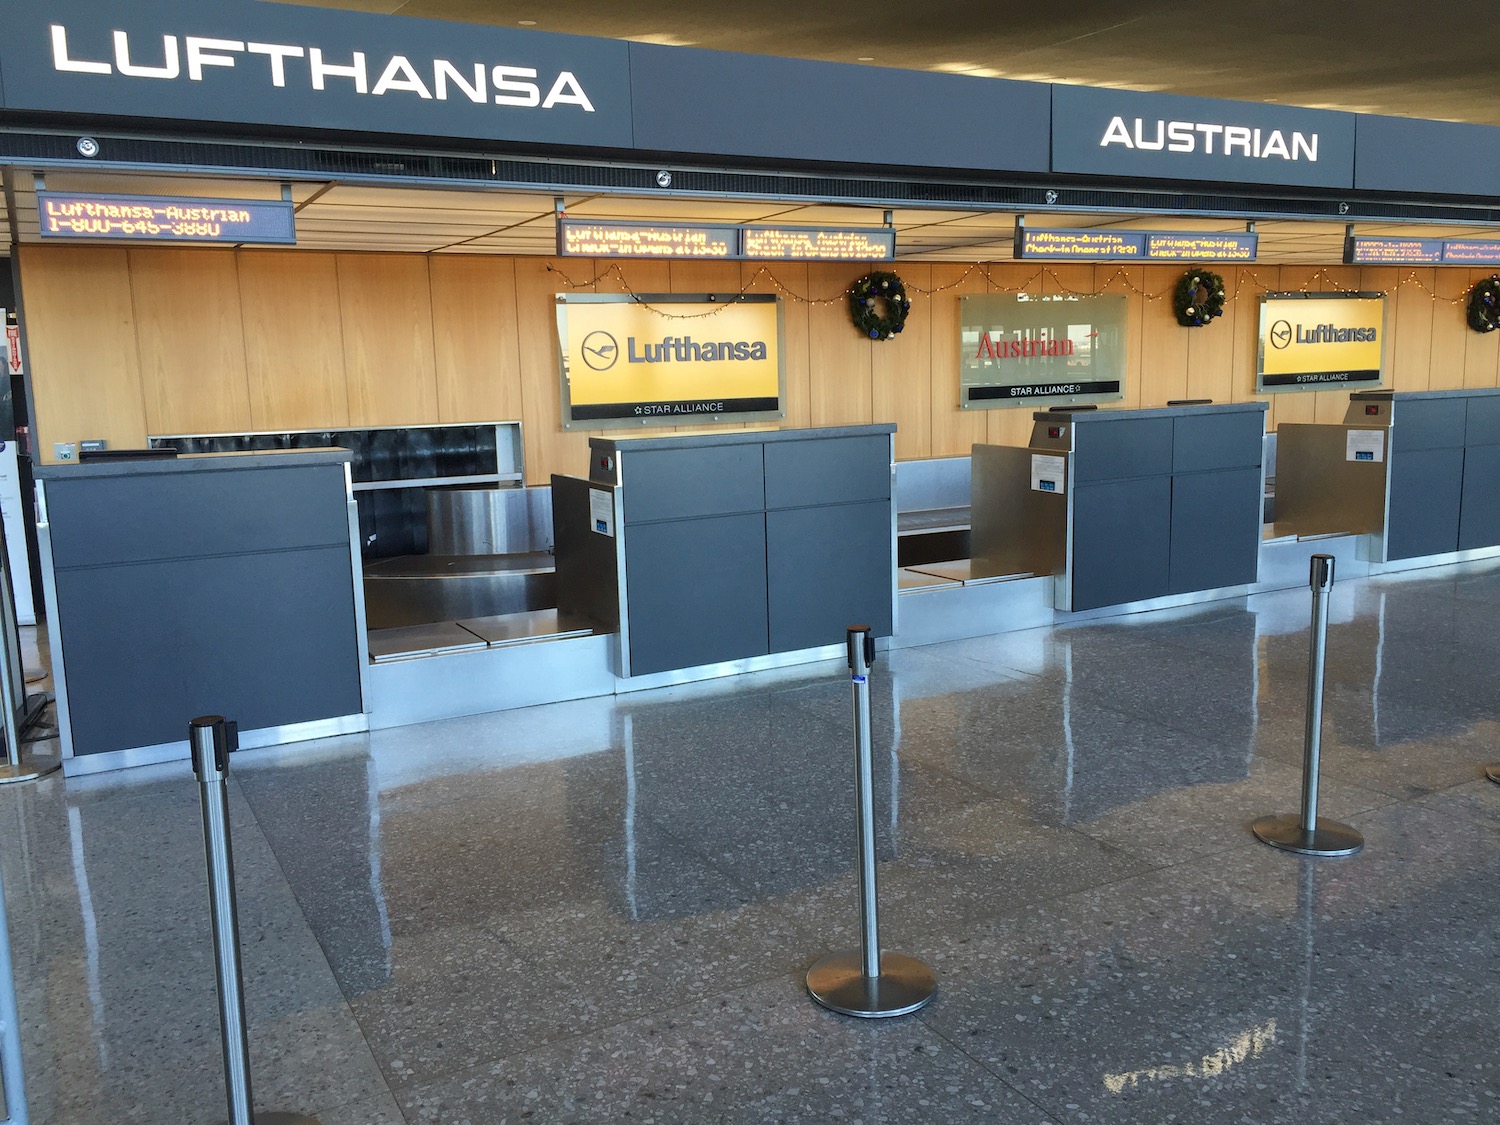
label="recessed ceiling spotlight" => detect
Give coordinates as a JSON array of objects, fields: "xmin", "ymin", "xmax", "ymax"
[
  {"xmin": 857, "ymin": 56, "xmax": 875, "ymax": 62},
  {"xmin": 518, "ymin": 19, "xmax": 537, "ymax": 26}
]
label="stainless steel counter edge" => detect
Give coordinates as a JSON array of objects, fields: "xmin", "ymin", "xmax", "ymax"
[
  {"xmin": 1031, "ymin": 403, "xmax": 1269, "ymax": 423},
  {"xmin": 35, "ymin": 448, "xmax": 354, "ymax": 479},
  {"xmin": 589, "ymin": 423, "xmax": 896, "ymax": 454}
]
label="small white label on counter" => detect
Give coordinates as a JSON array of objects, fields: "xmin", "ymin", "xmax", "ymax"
[
  {"xmin": 1346, "ymin": 429, "xmax": 1385, "ymax": 463},
  {"xmin": 589, "ymin": 488, "xmax": 614, "ymax": 536},
  {"xmin": 1031, "ymin": 453, "xmax": 1066, "ymax": 494}
]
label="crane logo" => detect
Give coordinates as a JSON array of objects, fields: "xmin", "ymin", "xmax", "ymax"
[{"xmin": 580, "ymin": 331, "xmax": 619, "ymax": 371}]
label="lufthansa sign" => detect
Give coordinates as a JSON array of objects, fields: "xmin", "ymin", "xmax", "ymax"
[
  {"xmin": 1257, "ymin": 293, "xmax": 1386, "ymax": 391},
  {"xmin": 0, "ymin": 0, "xmax": 632, "ymax": 148},
  {"xmin": 557, "ymin": 294, "xmax": 784, "ymax": 429},
  {"xmin": 1052, "ymin": 86, "xmax": 1356, "ymax": 190}
]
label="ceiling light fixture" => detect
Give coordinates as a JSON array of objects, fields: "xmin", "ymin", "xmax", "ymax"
[{"xmin": 518, "ymin": 20, "xmax": 537, "ymax": 27}]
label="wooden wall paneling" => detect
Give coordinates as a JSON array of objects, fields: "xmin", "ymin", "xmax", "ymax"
[
  {"xmin": 972, "ymin": 264, "xmax": 1044, "ymax": 450},
  {"xmin": 1427, "ymin": 270, "xmax": 1471, "ymax": 391},
  {"xmin": 1133, "ymin": 264, "xmax": 1189, "ymax": 408},
  {"xmin": 1263, "ymin": 267, "xmax": 1316, "ymax": 429},
  {"xmin": 1389, "ymin": 269, "xmax": 1435, "ymax": 392},
  {"xmin": 1102, "ymin": 264, "xmax": 1146, "ymax": 412},
  {"xmin": 806, "ymin": 262, "xmax": 872, "ymax": 428},
  {"xmin": 1309, "ymin": 267, "xmax": 1364, "ymax": 422},
  {"xmin": 129, "ymin": 248, "xmax": 252, "ymax": 436},
  {"xmin": 742, "ymin": 260, "xmax": 810, "ymax": 431},
  {"xmin": 982, "ymin": 263, "xmax": 1047, "ymax": 448},
  {"xmin": 515, "ymin": 256, "xmax": 589, "ymax": 484},
  {"xmin": 335, "ymin": 253, "xmax": 439, "ymax": 427},
  {"xmin": 429, "ymin": 256, "xmax": 523, "ymax": 424},
  {"xmin": 871, "ymin": 262, "xmax": 931, "ymax": 459},
  {"xmin": 1462, "ymin": 269, "xmax": 1500, "ymax": 388},
  {"xmin": 236, "ymin": 250, "xmax": 350, "ymax": 432},
  {"xmin": 1183, "ymin": 264, "xmax": 1237, "ymax": 406},
  {"xmin": 1227, "ymin": 267, "xmax": 1269, "ymax": 418},
  {"xmin": 669, "ymin": 260, "xmax": 756, "ymax": 430},
  {"xmin": 20, "ymin": 246, "xmax": 150, "ymax": 462},
  {"xmin": 928, "ymin": 264, "xmax": 989, "ymax": 456},
  {"xmin": 606, "ymin": 259, "xmax": 670, "ymax": 296},
  {"xmin": 1359, "ymin": 267, "xmax": 1401, "ymax": 400}
]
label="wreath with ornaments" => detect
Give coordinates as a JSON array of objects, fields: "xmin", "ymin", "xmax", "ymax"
[
  {"xmin": 849, "ymin": 270, "xmax": 910, "ymax": 340},
  {"xmin": 1173, "ymin": 268, "xmax": 1227, "ymax": 327},
  {"xmin": 1467, "ymin": 276, "xmax": 1500, "ymax": 333}
]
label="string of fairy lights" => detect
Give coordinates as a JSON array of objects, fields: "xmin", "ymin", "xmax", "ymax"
[{"xmin": 546, "ymin": 262, "xmax": 1479, "ymax": 319}]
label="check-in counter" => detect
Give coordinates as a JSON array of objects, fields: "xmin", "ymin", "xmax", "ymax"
[
  {"xmin": 551, "ymin": 425, "xmax": 895, "ymax": 681},
  {"xmin": 36, "ymin": 449, "xmax": 369, "ymax": 774},
  {"xmin": 1276, "ymin": 389, "xmax": 1500, "ymax": 562},
  {"xmin": 971, "ymin": 403, "xmax": 1268, "ymax": 612}
]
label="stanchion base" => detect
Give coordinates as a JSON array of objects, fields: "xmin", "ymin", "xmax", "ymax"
[
  {"xmin": 215, "ymin": 1113, "xmax": 321, "ymax": 1124},
  {"xmin": 1252, "ymin": 814, "xmax": 1364, "ymax": 857},
  {"xmin": 0, "ymin": 759, "xmax": 60, "ymax": 786},
  {"xmin": 1486, "ymin": 765, "xmax": 1500, "ymax": 785},
  {"xmin": 806, "ymin": 950, "xmax": 936, "ymax": 1018}
]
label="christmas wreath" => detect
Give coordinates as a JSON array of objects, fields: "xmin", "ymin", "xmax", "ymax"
[
  {"xmin": 1467, "ymin": 276, "xmax": 1500, "ymax": 333},
  {"xmin": 849, "ymin": 270, "xmax": 910, "ymax": 340},
  {"xmin": 1173, "ymin": 269, "xmax": 1227, "ymax": 327}
]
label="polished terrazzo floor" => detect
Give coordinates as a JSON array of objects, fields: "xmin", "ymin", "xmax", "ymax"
[{"xmin": 3, "ymin": 560, "xmax": 1498, "ymax": 1123}]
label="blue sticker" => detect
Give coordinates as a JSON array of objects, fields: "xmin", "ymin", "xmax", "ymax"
[
  {"xmin": 1355, "ymin": 451, "xmax": 1374, "ymax": 461},
  {"xmin": 852, "ymin": 674, "xmax": 867, "ymax": 684}
]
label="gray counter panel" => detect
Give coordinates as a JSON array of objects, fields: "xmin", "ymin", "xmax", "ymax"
[
  {"xmin": 46, "ymin": 464, "xmax": 350, "ymax": 568},
  {"xmin": 1387, "ymin": 447, "xmax": 1463, "ymax": 559},
  {"xmin": 1071, "ymin": 476, "xmax": 1172, "ymax": 610},
  {"xmin": 1391, "ymin": 398, "xmax": 1467, "ymax": 452},
  {"xmin": 1459, "ymin": 444, "xmax": 1500, "ymax": 550},
  {"xmin": 1466, "ymin": 396, "xmax": 1500, "ymax": 446},
  {"xmin": 767, "ymin": 500, "xmax": 893, "ymax": 652},
  {"xmin": 621, "ymin": 444, "xmax": 765, "ymax": 524},
  {"xmin": 1071, "ymin": 417, "xmax": 1174, "ymax": 483},
  {"xmin": 1172, "ymin": 411, "xmax": 1264, "ymax": 473},
  {"xmin": 763, "ymin": 434, "xmax": 890, "ymax": 509},
  {"xmin": 624, "ymin": 513, "xmax": 769, "ymax": 675},
  {"xmin": 1169, "ymin": 468, "xmax": 1262, "ymax": 594},
  {"xmin": 56, "ymin": 546, "xmax": 361, "ymax": 756}
]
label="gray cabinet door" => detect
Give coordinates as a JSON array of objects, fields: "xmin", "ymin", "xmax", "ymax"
[
  {"xmin": 1169, "ymin": 468, "xmax": 1262, "ymax": 594},
  {"xmin": 1070, "ymin": 476, "xmax": 1171, "ymax": 610},
  {"xmin": 1387, "ymin": 447, "xmax": 1463, "ymax": 559},
  {"xmin": 625, "ymin": 513, "xmax": 769, "ymax": 675},
  {"xmin": 1459, "ymin": 444, "xmax": 1500, "ymax": 550},
  {"xmin": 766, "ymin": 501, "xmax": 893, "ymax": 652}
]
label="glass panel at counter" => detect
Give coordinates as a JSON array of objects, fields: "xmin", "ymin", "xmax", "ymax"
[{"xmin": 960, "ymin": 294, "xmax": 1127, "ymax": 409}]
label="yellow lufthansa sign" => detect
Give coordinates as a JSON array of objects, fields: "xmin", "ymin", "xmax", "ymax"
[
  {"xmin": 1257, "ymin": 294, "xmax": 1385, "ymax": 391},
  {"xmin": 557, "ymin": 294, "xmax": 784, "ymax": 428}
]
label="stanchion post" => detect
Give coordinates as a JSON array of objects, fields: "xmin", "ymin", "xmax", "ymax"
[
  {"xmin": 0, "ymin": 522, "xmax": 56, "ymax": 787},
  {"xmin": 1252, "ymin": 556, "xmax": 1365, "ymax": 858},
  {"xmin": 806, "ymin": 627, "xmax": 936, "ymax": 1018},
  {"xmin": 190, "ymin": 716, "xmax": 320, "ymax": 1125}
]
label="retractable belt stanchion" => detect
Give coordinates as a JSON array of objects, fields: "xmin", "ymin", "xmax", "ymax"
[
  {"xmin": 1253, "ymin": 555, "xmax": 1365, "ymax": 858},
  {"xmin": 0, "ymin": 523, "xmax": 55, "ymax": 787},
  {"xmin": 806, "ymin": 627, "xmax": 936, "ymax": 1018},
  {"xmin": 190, "ymin": 716, "xmax": 320, "ymax": 1125},
  {"xmin": 1486, "ymin": 764, "xmax": 1500, "ymax": 785}
]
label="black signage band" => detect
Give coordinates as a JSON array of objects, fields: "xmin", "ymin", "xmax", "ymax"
[
  {"xmin": 1260, "ymin": 370, "xmax": 1381, "ymax": 387},
  {"xmin": 570, "ymin": 396, "xmax": 779, "ymax": 420},
  {"xmin": 967, "ymin": 380, "xmax": 1121, "ymax": 401}
]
